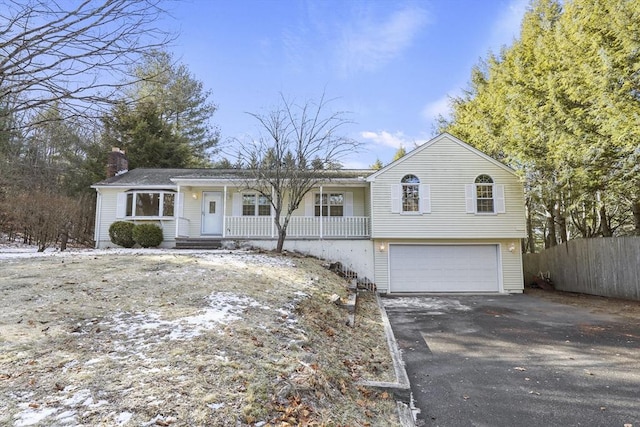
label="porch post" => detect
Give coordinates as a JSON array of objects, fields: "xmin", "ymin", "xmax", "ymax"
[
  {"xmin": 175, "ymin": 184, "xmax": 180, "ymax": 239},
  {"xmin": 223, "ymin": 185, "xmax": 227, "ymax": 238},
  {"xmin": 319, "ymin": 185, "xmax": 323, "ymax": 239}
]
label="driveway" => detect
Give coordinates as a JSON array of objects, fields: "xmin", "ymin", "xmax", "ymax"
[{"xmin": 382, "ymin": 293, "xmax": 640, "ymax": 427}]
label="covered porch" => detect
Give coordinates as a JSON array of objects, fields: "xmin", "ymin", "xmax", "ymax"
[{"xmin": 172, "ymin": 174, "xmax": 371, "ymax": 241}]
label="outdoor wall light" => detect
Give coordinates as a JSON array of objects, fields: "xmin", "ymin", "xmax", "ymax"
[
  {"xmin": 192, "ymin": 193, "xmax": 198, "ymax": 200},
  {"xmin": 379, "ymin": 242, "xmax": 386, "ymax": 252},
  {"xmin": 508, "ymin": 242, "xmax": 516, "ymax": 253}
]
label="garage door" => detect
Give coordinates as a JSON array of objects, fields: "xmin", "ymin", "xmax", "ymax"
[{"xmin": 389, "ymin": 245, "xmax": 499, "ymax": 292}]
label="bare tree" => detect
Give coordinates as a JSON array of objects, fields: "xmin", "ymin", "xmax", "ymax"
[
  {"xmin": 0, "ymin": 0, "xmax": 174, "ymax": 132},
  {"xmin": 238, "ymin": 94, "xmax": 361, "ymax": 253}
]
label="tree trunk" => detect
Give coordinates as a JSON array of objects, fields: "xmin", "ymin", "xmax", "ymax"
[
  {"xmin": 632, "ymin": 200, "xmax": 640, "ymax": 235},
  {"xmin": 276, "ymin": 230, "xmax": 286, "ymax": 253},
  {"xmin": 599, "ymin": 205, "xmax": 612, "ymax": 237},
  {"xmin": 526, "ymin": 198, "xmax": 536, "ymax": 253},
  {"xmin": 60, "ymin": 231, "xmax": 68, "ymax": 251},
  {"xmin": 557, "ymin": 213, "xmax": 568, "ymax": 243},
  {"xmin": 546, "ymin": 208, "xmax": 558, "ymax": 248}
]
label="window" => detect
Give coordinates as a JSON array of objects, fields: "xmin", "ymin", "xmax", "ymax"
[
  {"xmin": 125, "ymin": 191, "xmax": 175, "ymax": 217},
  {"xmin": 315, "ymin": 193, "xmax": 344, "ymax": 217},
  {"xmin": 401, "ymin": 175, "xmax": 420, "ymax": 212},
  {"xmin": 242, "ymin": 193, "xmax": 270, "ymax": 216},
  {"xmin": 475, "ymin": 174, "xmax": 494, "ymax": 213}
]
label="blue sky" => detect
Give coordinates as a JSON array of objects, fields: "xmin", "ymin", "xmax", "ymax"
[{"xmin": 164, "ymin": 0, "xmax": 529, "ymax": 168}]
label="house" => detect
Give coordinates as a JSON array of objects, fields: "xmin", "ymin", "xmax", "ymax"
[{"xmin": 92, "ymin": 133, "xmax": 527, "ymax": 293}]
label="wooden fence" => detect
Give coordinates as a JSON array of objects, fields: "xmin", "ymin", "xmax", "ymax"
[{"xmin": 523, "ymin": 236, "xmax": 640, "ymax": 301}]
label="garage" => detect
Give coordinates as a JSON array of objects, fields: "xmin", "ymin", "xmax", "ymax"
[{"xmin": 389, "ymin": 244, "xmax": 500, "ymax": 293}]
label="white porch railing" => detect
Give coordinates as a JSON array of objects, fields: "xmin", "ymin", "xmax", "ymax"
[
  {"xmin": 225, "ymin": 216, "xmax": 273, "ymax": 237},
  {"xmin": 224, "ymin": 216, "xmax": 370, "ymax": 238}
]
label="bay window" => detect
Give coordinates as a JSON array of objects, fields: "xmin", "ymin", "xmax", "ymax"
[{"xmin": 124, "ymin": 191, "xmax": 175, "ymax": 218}]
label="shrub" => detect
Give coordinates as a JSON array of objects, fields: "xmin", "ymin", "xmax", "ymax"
[
  {"xmin": 132, "ymin": 223, "xmax": 163, "ymax": 248},
  {"xmin": 108, "ymin": 221, "xmax": 135, "ymax": 248}
]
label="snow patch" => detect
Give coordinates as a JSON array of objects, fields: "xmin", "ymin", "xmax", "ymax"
[
  {"xmin": 14, "ymin": 406, "xmax": 58, "ymax": 426},
  {"xmin": 382, "ymin": 297, "xmax": 472, "ymax": 312},
  {"xmin": 116, "ymin": 411, "xmax": 133, "ymax": 425},
  {"xmin": 106, "ymin": 292, "xmax": 269, "ymax": 344}
]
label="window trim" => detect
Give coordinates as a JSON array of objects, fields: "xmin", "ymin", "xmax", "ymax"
[
  {"xmin": 314, "ymin": 192, "xmax": 345, "ymax": 217},
  {"xmin": 475, "ymin": 174, "xmax": 495, "ymax": 214},
  {"xmin": 123, "ymin": 190, "xmax": 176, "ymax": 219},
  {"xmin": 391, "ymin": 177, "xmax": 431, "ymax": 215},
  {"xmin": 401, "ymin": 174, "xmax": 420, "ymax": 214},
  {"xmin": 241, "ymin": 192, "xmax": 271, "ymax": 217},
  {"xmin": 466, "ymin": 175, "xmax": 505, "ymax": 215}
]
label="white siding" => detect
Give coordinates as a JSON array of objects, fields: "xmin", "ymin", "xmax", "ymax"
[
  {"xmin": 95, "ymin": 188, "xmax": 176, "ymax": 248},
  {"xmin": 370, "ymin": 135, "xmax": 526, "ymax": 239}
]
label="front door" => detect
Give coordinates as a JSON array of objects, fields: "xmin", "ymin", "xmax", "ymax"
[{"xmin": 202, "ymin": 192, "xmax": 223, "ymax": 235}]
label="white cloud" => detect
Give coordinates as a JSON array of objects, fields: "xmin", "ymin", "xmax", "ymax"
[
  {"xmin": 338, "ymin": 5, "xmax": 429, "ymax": 75},
  {"xmin": 421, "ymin": 96, "xmax": 452, "ymax": 122},
  {"xmin": 488, "ymin": 0, "xmax": 529, "ymax": 50},
  {"xmin": 361, "ymin": 130, "xmax": 412, "ymax": 149}
]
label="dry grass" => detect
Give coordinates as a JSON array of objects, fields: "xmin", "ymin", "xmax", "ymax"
[{"xmin": 0, "ymin": 249, "xmax": 399, "ymax": 426}]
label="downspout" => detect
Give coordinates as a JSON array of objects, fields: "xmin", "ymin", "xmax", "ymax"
[
  {"xmin": 94, "ymin": 189, "xmax": 102, "ymax": 248},
  {"xmin": 175, "ymin": 184, "xmax": 181, "ymax": 239},
  {"xmin": 223, "ymin": 185, "xmax": 227, "ymax": 238}
]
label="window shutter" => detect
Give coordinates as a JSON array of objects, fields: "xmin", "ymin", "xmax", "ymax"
[
  {"xmin": 345, "ymin": 192, "xmax": 354, "ymax": 216},
  {"xmin": 304, "ymin": 192, "xmax": 314, "ymax": 216},
  {"xmin": 176, "ymin": 192, "xmax": 184, "ymax": 217},
  {"xmin": 232, "ymin": 193, "xmax": 242, "ymax": 216},
  {"xmin": 495, "ymin": 184, "xmax": 506, "ymax": 213},
  {"xmin": 419, "ymin": 184, "xmax": 431, "ymax": 214},
  {"xmin": 116, "ymin": 193, "xmax": 127, "ymax": 218},
  {"xmin": 391, "ymin": 184, "xmax": 401, "ymax": 213},
  {"xmin": 465, "ymin": 184, "xmax": 476, "ymax": 213}
]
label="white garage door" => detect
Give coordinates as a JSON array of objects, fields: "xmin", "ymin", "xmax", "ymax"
[{"xmin": 389, "ymin": 245, "xmax": 499, "ymax": 293}]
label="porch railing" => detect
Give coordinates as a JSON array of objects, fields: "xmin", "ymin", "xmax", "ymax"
[{"xmin": 225, "ymin": 216, "xmax": 370, "ymax": 239}]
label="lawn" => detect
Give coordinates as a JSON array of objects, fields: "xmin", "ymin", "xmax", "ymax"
[{"xmin": 0, "ymin": 247, "xmax": 399, "ymax": 426}]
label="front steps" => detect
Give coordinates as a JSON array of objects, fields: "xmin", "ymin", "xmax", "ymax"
[{"xmin": 175, "ymin": 238, "xmax": 223, "ymax": 250}]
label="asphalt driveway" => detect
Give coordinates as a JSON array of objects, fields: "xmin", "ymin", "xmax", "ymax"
[{"xmin": 382, "ymin": 293, "xmax": 640, "ymax": 427}]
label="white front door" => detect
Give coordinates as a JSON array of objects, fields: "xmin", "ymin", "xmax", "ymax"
[{"xmin": 202, "ymin": 192, "xmax": 223, "ymax": 235}]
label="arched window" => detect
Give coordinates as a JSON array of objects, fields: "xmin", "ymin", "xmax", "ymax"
[
  {"xmin": 475, "ymin": 174, "xmax": 494, "ymax": 213},
  {"xmin": 401, "ymin": 174, "xmax": 420, "ymax": 212}
]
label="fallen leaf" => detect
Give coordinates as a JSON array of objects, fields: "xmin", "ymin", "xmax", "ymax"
[
  {"xmin": 514, "ymin": 367, "xmax": 526, "ymax": 371},
  {"xmin": 463, "ymin": 395, "xmax": 470, "ymax": 400}
]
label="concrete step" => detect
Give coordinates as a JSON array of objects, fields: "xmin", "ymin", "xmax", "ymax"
[{"xmin": 175, "ymin": 238, "xmax": 222, "ymax": 249}]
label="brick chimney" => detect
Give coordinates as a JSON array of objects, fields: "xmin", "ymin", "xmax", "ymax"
[{"xmin": 106, "ymin": 147, "xmax": 129, "ymax": 178}]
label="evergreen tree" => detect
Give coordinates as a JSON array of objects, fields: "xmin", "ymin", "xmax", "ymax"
[
  {"xmin": 128, "ymin": 50, "xmax": 219, "ymax": 162},
  {"xmin": 103, "ymin": 101, "xmax": 193, "ymax": 169},
  {"xmin": 370, "ymin": 158, "xmax": 384, "ymax": 170}
]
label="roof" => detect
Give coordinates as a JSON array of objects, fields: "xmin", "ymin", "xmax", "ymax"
[{"xmin": 92, "ymin": 168, "xmax": 375, "ymax": 188}]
